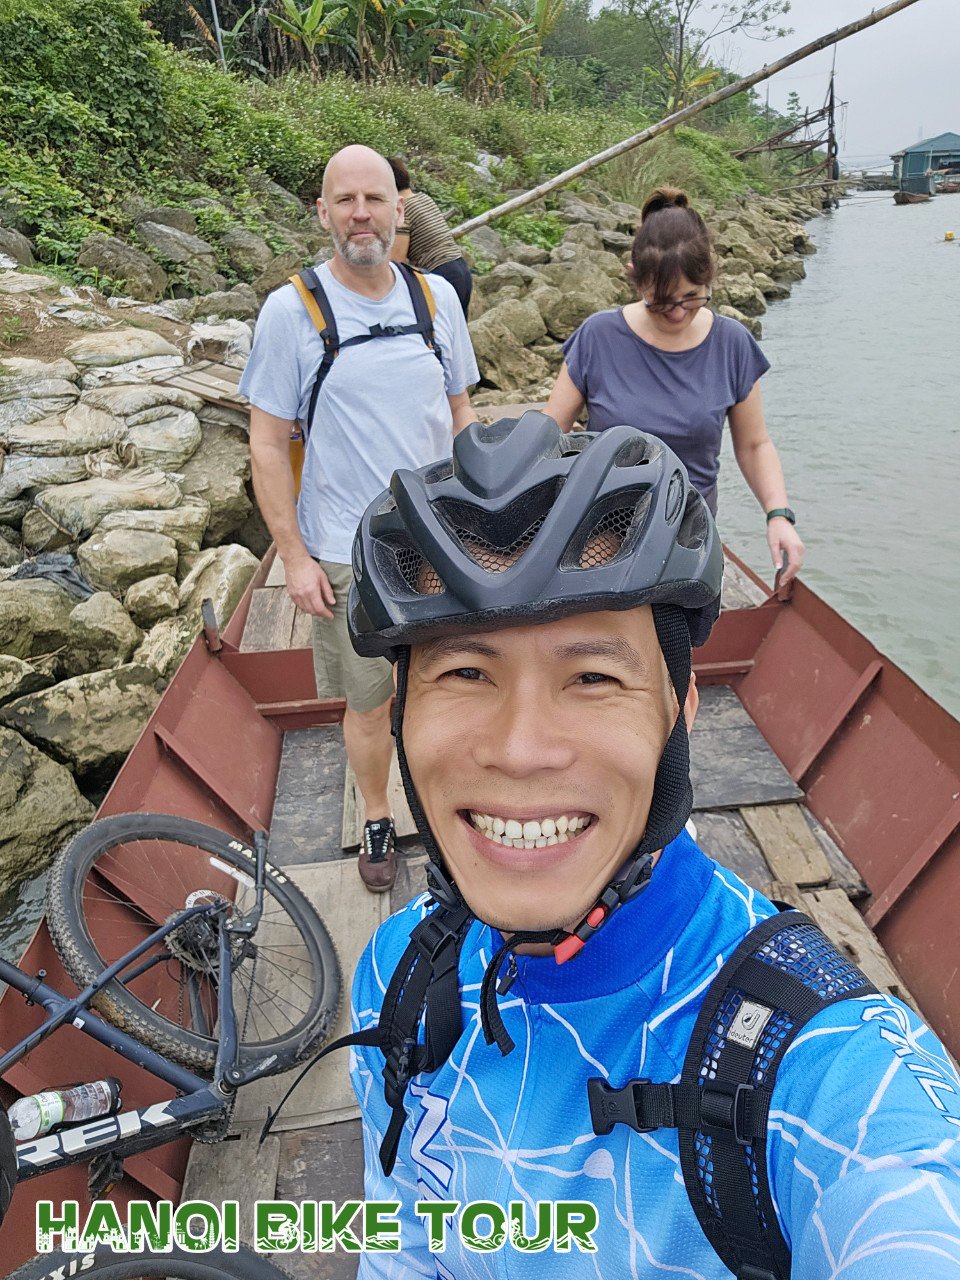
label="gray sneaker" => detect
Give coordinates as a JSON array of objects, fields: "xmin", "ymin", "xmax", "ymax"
[{"xmin": 358, "ymin": 817, "xmax": 397, "ymax": 894}]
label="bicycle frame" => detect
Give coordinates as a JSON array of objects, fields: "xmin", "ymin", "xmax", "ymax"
[{"xmin": 0, "ymin": 883, "xmax": 267, "ymax": 1184}]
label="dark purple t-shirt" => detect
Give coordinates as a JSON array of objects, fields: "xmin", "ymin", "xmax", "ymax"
[{"xmin": 563, "ymin": 310, "xmax": 770, "ymax": 512}]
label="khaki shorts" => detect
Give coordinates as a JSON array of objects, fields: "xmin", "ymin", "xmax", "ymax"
[{"xmin": 311, "ymin": 559, "xmax": 394, "ymax": 713}]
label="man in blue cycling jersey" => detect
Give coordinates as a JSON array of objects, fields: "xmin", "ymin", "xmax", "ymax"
[{"xmin": 345, "ymin": 414, "xmax": 960, "ymax": 1278}]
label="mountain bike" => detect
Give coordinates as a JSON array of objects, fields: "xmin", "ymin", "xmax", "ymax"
[{"xmin": 0, "ymin": 813, "xmax": 342, "ymax": 1280}]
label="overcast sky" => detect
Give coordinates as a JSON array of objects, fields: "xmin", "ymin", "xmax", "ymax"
[{"xmin": 714, "ymin": 0, "xmax": 958, "ymax": 167}]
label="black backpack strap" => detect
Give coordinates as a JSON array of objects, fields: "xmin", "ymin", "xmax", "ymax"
[
  {"xmin": 588, "ymin": 909, "xmax": 878, "ymax": 1280},
  {"xmin": 396, "ymin": 261, "xmax": 444, "ymax": 367},
  {"xmin": 289, "ymin": 267, "xmax": 339, "ymax": 443}
]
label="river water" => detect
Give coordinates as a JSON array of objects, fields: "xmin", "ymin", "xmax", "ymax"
[
  {"xmin": 2, "ymin": 190, "xmax": 958, "ymax": 963},
  {"xmin": 717, "ymin": 190, "xmax": 960, "ymax": 719}
]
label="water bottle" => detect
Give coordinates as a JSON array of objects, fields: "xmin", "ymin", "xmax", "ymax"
[{"xmin": 7, "ymin": 1078, "xmax": 122, "ymax": 1142}]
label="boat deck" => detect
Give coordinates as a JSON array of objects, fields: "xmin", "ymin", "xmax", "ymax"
[{"xmin": 181, "ymin": 551, "xmax": 915, "ymax": 1278}]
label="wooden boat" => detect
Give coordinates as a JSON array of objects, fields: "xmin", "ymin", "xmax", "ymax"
[
  {"xmin": 894, "ymin": 189, "xmax": 932, "ymax": 204},
  {"xmin": 2, "ymin": 393, "xmax": 959, "ymax": 1268}
]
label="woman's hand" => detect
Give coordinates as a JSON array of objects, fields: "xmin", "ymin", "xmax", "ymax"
[{"xmin": 767, "ymin": 517, "xmax": 804, "ymax": 585}]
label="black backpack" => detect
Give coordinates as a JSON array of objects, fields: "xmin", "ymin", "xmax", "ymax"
[
  {"xmin": 288, "ymin": 260, "xmax": 443, "ymax": 443},
  {"xmin": 587, "ymin": 908, "xmax": 876, "ymax": 1279}
]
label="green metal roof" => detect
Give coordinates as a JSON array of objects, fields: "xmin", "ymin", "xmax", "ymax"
[{"xmin": 893, "ymin": 131, "xmax": 960, "ymax": 157}]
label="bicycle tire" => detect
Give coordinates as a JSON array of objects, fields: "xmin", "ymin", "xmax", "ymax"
[
  {"xmin": 7, "ymin": 1242, "xmax": 294, "ymax": 1280},
  {"xmin": 46, "ymin": 813, "xmax": 341, "ymax": 1075},
  {"xmin": 0, "ymin": 1109, "xmax": 15, "ymax": 1231}
]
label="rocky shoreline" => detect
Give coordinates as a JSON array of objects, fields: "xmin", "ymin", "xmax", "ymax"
[{"xmin": 0, "ymin": 177, "xmax": 828, "ymax": 899}]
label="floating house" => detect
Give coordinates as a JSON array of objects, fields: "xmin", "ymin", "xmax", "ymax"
[{"xmin": 892, "ymin": 131, "xmax": 960, "ymax": 194}]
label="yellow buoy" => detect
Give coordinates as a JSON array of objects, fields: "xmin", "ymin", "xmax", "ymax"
[{"xmin": 946, "ymin": 231, "xmax": 956, "ymax": 241}]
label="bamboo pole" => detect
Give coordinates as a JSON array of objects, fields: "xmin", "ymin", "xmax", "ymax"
[{"xmin": 451, "ymin": 0, "xmax": 922, "ymax": 239}]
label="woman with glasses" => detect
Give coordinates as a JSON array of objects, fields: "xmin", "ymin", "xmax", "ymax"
[{"xmin": 545, "ymin": 186, "xmax": 804, "ymax": 583}]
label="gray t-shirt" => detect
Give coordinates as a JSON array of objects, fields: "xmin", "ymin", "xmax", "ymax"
[
  {"xmin": 563, "ymin": 310, "xmax": 770, "ymax": 510},
  {"xmin": 240, "ymin": 262, "xmax": 480, "ymax": 563}
]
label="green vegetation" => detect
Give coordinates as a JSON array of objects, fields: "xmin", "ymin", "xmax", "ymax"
[{"xmin": 0, "ymin": 0, "xmax": 813, "ymax": 284}]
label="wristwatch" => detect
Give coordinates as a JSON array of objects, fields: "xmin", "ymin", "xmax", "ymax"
[{"xmin": 766, "ymin": 507, "xmax": 796, "ymax": 525}]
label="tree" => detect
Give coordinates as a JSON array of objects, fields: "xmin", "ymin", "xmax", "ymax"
[
  {"xmin": 267, "ymin": 0, "xmax": 353, "ymax": 79},
  {"xmin": 616, "ymin": 0, "xmax": 791, "ymax": 110}
]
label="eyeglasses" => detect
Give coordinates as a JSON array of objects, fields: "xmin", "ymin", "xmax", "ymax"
[{"xmin": 642, "ymin": 293, "xmax": 712, "ymax": 315}]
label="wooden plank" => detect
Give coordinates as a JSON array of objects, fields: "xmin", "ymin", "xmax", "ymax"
[
  {"xmin": 741, "ymin": 803, "xmax": 832, "ymax": 888},
  {"xmin": 266, "ymin": 555, "xmax": 287, "ymax": 588},
  {"xmin": 231, "ymin": 859, "xmax": 390, "ymax": 1132},
  {"xmin": 275, "ymin": 1123, "xmax": 364, "ymax": 1280},
  {"xmin": 268, "ymin": 725, "xmax": 347, "ymax": 867},
  {"xmin": 240, "ymin": 588, "xmax": 296, "ymax": 652},
  {"xmin": 802, "ymin": 809, "xmax": 870, "ymax": 901},
  {"xmin": 721, "ymin": 556, "xmax": 768, "ymax": 609},
  {"xmin": 800, "ymin": 886, "xmax": 919, "ymax": 1010},
  {"xmin": 391, "ymin": 849, "xmax": 430, "ymax": 915},
  {"xmin": 291, "ymin": 608, "xmax": 313, "ymax": 648},
  {"xmin": 765, "ymin": 879, "xmax": 807, "ymax": 911},
  {"xmin": 691, "ymin": 686, "xmax": 803, "ymax": 810},
  {"xmin": 180, "ymin": 1131, "xmax": 280, "ymax": 1242},
  {"xmin": 693, "ymin": 811, "xmax": 773, "ymax": 892},
  {"xmin": 341, "ymin": 750, "xmax": 418, "ymax": 851}
]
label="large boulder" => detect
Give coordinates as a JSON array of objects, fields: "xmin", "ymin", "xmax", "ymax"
[
  {"xmin": 64, "ymin": 327, "xmax": 180, "ymax": 368},
  {"xmin": 561, "ymin": 224, "xmax": 606, "ymax": 251},
  {"xmin": 0, "ymin": 655, "xmax": 52, "ymax": 706},
  {"xmin": 0, "ymin": 664, "xmax": 164, "ymax": 775},
  {"xmin": 176, "ymin": 423, "xmax": 252, "ymax": 543},
  {"xmin": 191, "ymin": 284, "xmax": 259, "ymax": 321},
  {"xmin": 481, "ymin": 297, "xmax": 547, "ymax": 348},
  {"xmin": 124, "ymin": 574, "xmax": 179, "ymax": 628},
  {"xmin": 0, "ymin": 579, "xmax": 76, "ymax": 658},
  {"xmin": 76, "ymin": 234, "xmax": 168, "ymax": 303},
  {"xmin": 717, "ymin": 305, "xmax": 762, "ymax": 340},
  {"xmin": 0, "ymin": 726, "xmax": 94, "ymax": 889},
  {"xmin": 754, "ymin": 272, "xmax": 791, "ymax": 301},
  {"xmin": 77, "ymin": 528, "xmax": 179, "ymax": 594},
  {"xmin": 93, "ymin": 497, "xmax": 211, "ymax": 553},
  {"xmin": 0, "ymin": 227, "xmax": 35, "ymax": 267},
  {"xmin": 468, "ymin": 311, "xmax": 551, "ymax": 390},
  {"xmin": 535, "ymin": 260, "xmax": 622, "ymax": 339},
  {"xmin": 137, "ymin": 207, "xmax": 198, "ymax": 235},
  {"xmin": 136, "ymin": 220, "xmax": 216, "ymax": 267},
  {"xmin": 0, "ymin": 529, "xmax": 21, "ymax": 568},
  {"xmin": 0, "ymin": 270, "xmax": 58, "ymax": 294},
  {"xmin": 769, "ymin": 255, "xmax": 807, "ymax": 283},
  {"xmin": 177, "ymin": 544, "xmax": 259, "ymax": 627},
  {"xmin": 217, "ymin": 225, "xmax": 274, "ymax": 277},
  {"xmin": 26, "ymin": 467, "xmax": 182, "ymax": 544},
  {"xmin": 715, "ymin": 275, "xmax": 767, "ymax": 318},
  {"xmin": 64, "ymin": 592, "xmax": 142, "ymax": 674},
  {"xmin": 252, "ymin": 250, "xmax": 307, "ymax": 300},
  {"xmin": 714, "ymin": 223, "xmax": 778, "ymax": 273},
  {"xmin": 508, "ymin": 243, "xmax": 550, "ymax": 267},
  {"xmin": 557, "ymin": 198, "xmax": 618, "ymax": 232},
  {"xmin": 465, "ymin": 226, "xmax": 507, "ymax": 265},
  {"xmin": 605, "ymin": 200, "xmax": 642, "ymax": 233},
  {"xmin": 134, "ymin": 614, "xmax": 201, "ymax": 679},
  {"xmin": 474, "ymin": 261, "xmax": 541, "ymax": 295}
]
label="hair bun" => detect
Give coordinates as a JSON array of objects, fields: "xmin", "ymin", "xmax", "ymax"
[{"xmin": 641, "ymin": 187, "xmax": 690, "ymax": 221}]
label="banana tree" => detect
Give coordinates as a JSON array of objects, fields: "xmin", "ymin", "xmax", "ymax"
[
  {"xmin": 267, "ymin": 0, "xmax": 353, "ymax": 78},
  {"xmin": 434, "ymin": 6, "xmax": 541, "ymax": 103}
]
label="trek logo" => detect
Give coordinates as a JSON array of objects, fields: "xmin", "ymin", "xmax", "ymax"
[
  {"xmin": 16, "ymin": 1102, "xmax": 177, "ymax": 1169},
  {"xmin": 34, "ymin": 1257, "xmax": 94, "ymax": 1279},
  {"xmin": 727, "ymin": 1000, "xmax": 773, "ymax": 1050}
]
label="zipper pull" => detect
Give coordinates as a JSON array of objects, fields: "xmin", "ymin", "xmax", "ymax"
[{"xmin": 497, "ymin": 956, "xmax": 519, "ymax": 996}]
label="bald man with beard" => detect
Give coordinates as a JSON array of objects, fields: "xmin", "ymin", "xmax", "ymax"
[{"xmin": 242, "ymin": 144, "xmax": 480, "ymax": 893}]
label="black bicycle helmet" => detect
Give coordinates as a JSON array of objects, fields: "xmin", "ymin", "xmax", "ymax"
[
  {"xmin": 350, "ymin": 411, "xmax": 721, "ymax": 657},
  {"xmin": 348, "ymin": 413, "xmax": 723, "ymax": 1056}
]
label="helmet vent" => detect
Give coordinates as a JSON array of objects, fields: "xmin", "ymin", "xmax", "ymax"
[
  {"xmin": 424, "ymin": 460, "xmax": 454, "ymax": 484},
  {"xmin": 677, "ymin": 489, "xmax": 708, "ymax": 550},
  {"xmin": 374, "ymin": 537, "xmax": 444, "ymax": 597},
  {"xmin": 665, "ymin": 470, "xmax": 685, "ymax": 523},
  {"xmin": 436, "ymin": 479, "xmax": 560, "ymax": 574},
  {"xmin": 614, "ymin": 438, "xmax": 654, "ymax": 468},
  {"xmin": 376, "ymin": 495, "xmax": 397, "ymax": 515},
  {"xmin": 561, "ymin": 489, "xmax": 652, "ymax": 570}
]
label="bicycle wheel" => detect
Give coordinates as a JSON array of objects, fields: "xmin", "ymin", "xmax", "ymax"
[
  {"xmin": 47, "ymin": 814, "xmax": 341, "ymax": 1075},
  {"xmin": 8, "ymin": 1243, "xmax": 293, "ymax": 1280}
]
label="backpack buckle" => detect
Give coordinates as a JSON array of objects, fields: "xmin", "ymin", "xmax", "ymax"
[
  {"xmin": 701, "ymin": 1082, "xmax": 757, "ymax": 1145},
  {"xmin": 411, "ymin": 914, "xmax": 458, "ymax": 962},
  {"xmin": 587, "ymin": 1077, "xmax": 654, "ymax": 1136}
]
